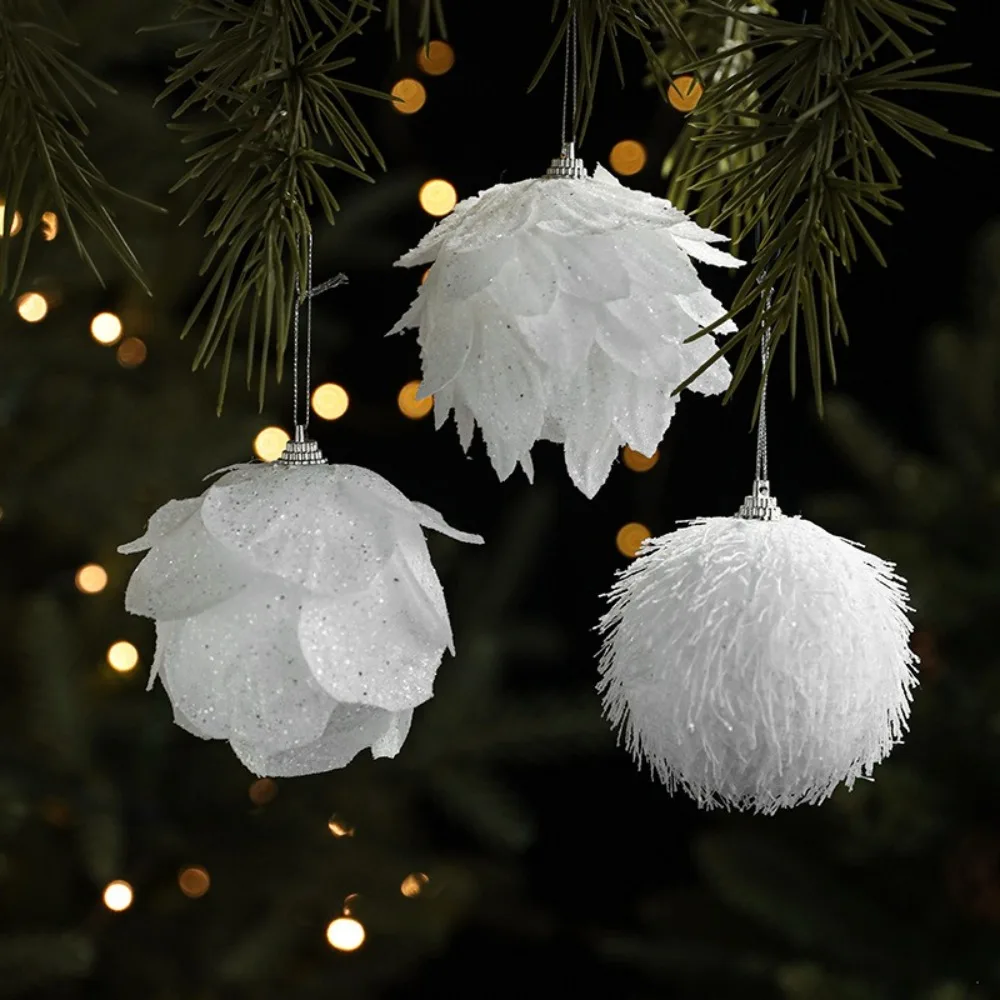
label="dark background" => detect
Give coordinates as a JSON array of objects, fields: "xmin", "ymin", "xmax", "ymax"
[{"xmin": 1, "ymin": 2, "xmax": 999, "ymax": 998}]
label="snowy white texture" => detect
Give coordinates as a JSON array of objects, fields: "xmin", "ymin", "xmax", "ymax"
[
  {"xmin": 391, "ymin": 164, "xmax": 743, "ymax": 497},
  {"xmin": 119, "ymin": 462, "xmax": 482, "ymax": 777},
  {"xmin": 598, "ymin": 515, "xmax": 919, "ymax": 813}
]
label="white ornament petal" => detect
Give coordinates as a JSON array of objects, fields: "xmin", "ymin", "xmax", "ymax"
[
  {"xmin": 610, "ymin": 370, "xmax": 677, "ymax": 459},
  {"xmin": 171, "ymin": 585, "xmax": 332, "ymax": 753},
  {"xmin": 124, "ymin": 512, "xmax": 247, "ymax": 621},
  {"xmin": 416, "ymin": 296, "xmax": 476, "ymax": 395},
  {"xmin": 388, "ymin": 292, "xmax": 424, "ymax": 336},
  {"xmin": 453, "ymin": 399, "xmax": 476, "ymax": 452},
  {"xmin": 118, "ymin": 497, "xmax": 202, "ymax": 554},
  {"xmin": 673, "ymin": 236, "xmax": 744, "ymax": 269},
  {"xmin": 409, "ymin": 501, "xmax": 484, "ymax": 545},
  {"xmin": 518, "ymin": 291, "xmax": 597, "ymax": 373},
  {"xmin": 562, "ymin": 353, "xmax": 621, "ymax": 498},
  {"xmin": 202, "ymin": 466, "xmax": 394, "ymax": 596},
  {"xmin": 232, "ymin": 702, "xmax": 392, "ymax": 778},
  {"xmin": 458, "ymin": 321, "xmax": 546, "ymax": 482},
  {"xmin": 540, "ymin": 233, "xmax": 631, "ymax": 303},
  {"xmin": 371, "ymin": 709, "xmax": 414, "ymax": 759},
  {"xmin": 299, "ymin": 566, "xmax": 444, "ymax": 712}
]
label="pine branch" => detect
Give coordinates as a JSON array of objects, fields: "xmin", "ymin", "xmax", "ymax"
[
  {"xmin": 158, "ymin": 0, "xmax": 387, "ymax": 410},
  {"xmin": 0, "ymin": 1, "xmax": 153, "ymax": 296},
  {"xmin": 530, "ymin": 0, "xmax": 700, "ymax": 140},
  {"xmin": 384, "ymin": 0, "xmax": 447, "ymax": 51},
  {"xmin": 661, "ymin": 0, "xmax": 997, "ymax": 411}
]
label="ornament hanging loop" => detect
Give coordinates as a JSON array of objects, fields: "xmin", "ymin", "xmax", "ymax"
[
  {"xmin": 277, "ymin": 233, "xmax": 348, "ymax": 466},
  {"xmin": 738, "ymin": 281, "xmax": 781, "ymax": 520},
  {"xmin": 547, "ymin": 8, "xmax": 586, "ymax": 179}
]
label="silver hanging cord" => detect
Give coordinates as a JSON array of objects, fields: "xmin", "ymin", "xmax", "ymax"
[
  {"xmin": 738, "ymin": 280, "xmax": 781, "ymax": 520},
  {"xmin": 279, "ymin": 233, "xmax": 348, "ymax": 466},
  {"xmin": 547, "ymin": 8, "xmax": 585, "ymax": 179}
]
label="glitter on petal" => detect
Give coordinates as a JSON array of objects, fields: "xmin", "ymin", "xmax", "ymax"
[
  {"xmin": 389, "ymin": 163, "xmax": 742, "ymax": 497},
  {"xmin": 118, "ymin": 462, "xmax": 482, "ymax": 776}
]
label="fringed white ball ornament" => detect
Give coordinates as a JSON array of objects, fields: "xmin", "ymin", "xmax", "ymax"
[
  {"xmin": 119, "ymin": 434, "xmax": 482, "ymax": 777},
  {"xmin": 390, "ymin": 150, "xmax": 743, "ymax": 497},
  {"xmin": 597, "ymin": 482, "xmax": 919, "ymax": 813}
]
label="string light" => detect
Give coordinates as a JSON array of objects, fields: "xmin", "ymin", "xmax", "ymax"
[
  {"xmin": 90, "ymin": 312, "xmax": 123, "ymax": 345},
  {"xmin": 311, "ymin": 383, "xmax": 349, "ymax": 421},
  {"xmin": 117, "ymin": 337, "xmax": 147, "ymax": 368},
  {"xmin": 397, "ymin": 381, "xmax": 433, "ymax": 420},
  {"xmin": 391, "ymin": 78, "xmax": 427, "ymax": 114},
  {"xmin": 326, "ymin": 916, "xmax": 365, "ymax": 952},
  {"xmin": 400, "ymin": 873, "xmax": 429, "ymax": 898},
  {"xmin": 327, "ymin": 815, "xmax": 355, "ymax": 837},
  {"xmin": 668, "ymin": 75, "xmax": 704, "ymax": 112},
  {"xmin": 107, "ymin": 640, "xmax": 139, "ymax": 673},
  {"xmin": 75, "ymin": 564, "xmax": 108, "ymax": 594},
  {"xmin": 16, "ymin": 292, "xmax": 48, "ymax": 323},
  {"xmin": 102, "ymin": 880, "xmax": 134, "ymax": 912},
  {"xmin": 178, "ymin": 866, "xmax": 211, "ymax": 899},
  {"xmin": 616, "ymin": 522, "xmax": 651, "ymax": 558},
  {"xmin": 419, "ymin": 179, "xmax": 457, "ymax": 217},
  {"xmin": 622, "ymin": 446, "xmax": 660, "ymax": 472},
  {"xmin": 253, "ymin": 427, "xmax": 289, "ymax": 462},
  {"xmin": 609, "ymin": 140, "xmax": 648, "ymax": 176},
  {"xmin": 0, "ymin": 202, "xmax": 23, "ymax": 237},
  {"xmin": 416, "ymin": 40, "xmax": 455, "ymax": 76},
  {"xmin": 249, "ymin": 778, "xmax": 278, "ymax": 805},
  {"xmin": 41, "ymin": 211, "xmax": 58, "ymax": 241}
]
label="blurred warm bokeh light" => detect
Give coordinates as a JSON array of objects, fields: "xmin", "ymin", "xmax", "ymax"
[
  {"xmin": 16, "ymin": 292, "xmax": 48, "ymax": 322},
  {"xmin": 326, "ymin": 916, "xmax": 365, "ymax": 951},
  {"xmin": 311, "ymin": 383, "xmax": 350, "ymax": 421},
  {"xmin": 419, "ymin": 179, "xmax": 457, "ymax": 217},
  {"xmin": 178, "ymin": 866, "xmax": 211, "ymax": 899},
  {"xmin": 391, "ymin": 77, "xmax": 427, "ymax": 114},
  {"xmin": 91, "ymin": 311, "xmax": 123, "ymax": 345},
  {"xmin": 616, "ymin": 522, "xmax": 652, "ymax": 558},
  {"xmin": 253, "ymin": 427, "xmax": 289, "ymax": 462},
  {"xmin": 622, "ymin": 446, "xmax": 660, "ymax": 472},
  {"xmin": 117, "ymin": 337, "xmax": 147, "ymax": 368},
  {"xmin": 397, "ymin": 381, "xmax": 433, "ymax": 420},
  {"xmin": 400, "ymin": 873, "xmax": 430, "ymax": 898},
  {"xmin": 609, "ymin": 140, "xmax": 648, "ymax": 176},
  {"xmin": 417, "ymin": 40, "xmax": 455, "ymax": 75},
  {"xmin": 668, "ymin": 75, "xmax": 704, "ymax": 112},
  {"xmin": 75, "ymin": 564, "xmax": 108, "ymax": 594},
  {"xmin": 102, "ymin": 880, "xmax": 133, "ymax": 912},
  {"xmin": 107, "ymin": 640, "xmax": 139, "ymax": 673},
  {"xmin": 0, "ymin": 202, "xmax": 23, "ymax": 236}
]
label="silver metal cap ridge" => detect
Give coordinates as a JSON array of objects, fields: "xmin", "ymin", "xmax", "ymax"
[
  {"xmin": 738, "ymin": 480, "xmax": 782, "ymax": 521},
  {"xmin": 277, "ymin": 425, "xmax": 327, "ymax": 466}
]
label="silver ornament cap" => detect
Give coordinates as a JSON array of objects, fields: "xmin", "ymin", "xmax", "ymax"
[
  {"xmin": 277, "ymin": 425, "xmax": 327, "ymax": 466},
  {"xmin": 546, "ymin": 142, "xmax": 586, "ymax": 179},
  {"xmin": 738, "ymin": 480, "xmax": 782, "ymax": 521}
]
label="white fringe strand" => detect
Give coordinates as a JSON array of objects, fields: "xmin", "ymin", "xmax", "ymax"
[{"xmin": 597, "ymin": 516, "xmax": 919, "ymax": 813}]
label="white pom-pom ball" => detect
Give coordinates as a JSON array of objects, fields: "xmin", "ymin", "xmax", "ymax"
[
  {"xmin": 119, "ymin": 458, "xmax": 482, "ymax": 777},
  {"xmin": 598, "ymin": 512, "xmax": 919, "ymax": 813},
  {"xmin": 391, "ymin": 162, "xmax": 742, "ymax": 497}
]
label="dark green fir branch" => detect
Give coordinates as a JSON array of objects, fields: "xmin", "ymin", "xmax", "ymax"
[
  {"xmin": 0, "ymin": 0, "xmax": 153, "ymax": 296},
  {"xmin": 530, "ymin": 0, "xmax": 699, "ymax": 140},
  {"xmin": 159, "ymin": 0, "xmax": 388, "ymax": 410},
  {"xmin": 661, "ymin": 0, "xmax": 996, "ymax": 411},
  {"xmin": 385, "ymin": 0, "xmax": 447, "ymax": 51}
]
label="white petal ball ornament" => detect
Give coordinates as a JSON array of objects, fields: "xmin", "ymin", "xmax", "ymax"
[
  {"xmin": 391, "ymin": 153, "xmax": 743, "ymax": 497},
  {"xmin": 598, "ymin": 485, "xmax": 919, "ymax": 814},
  {"xmin": 119, "ymin": 435, "xmax": 482, "ymax": 777}
]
